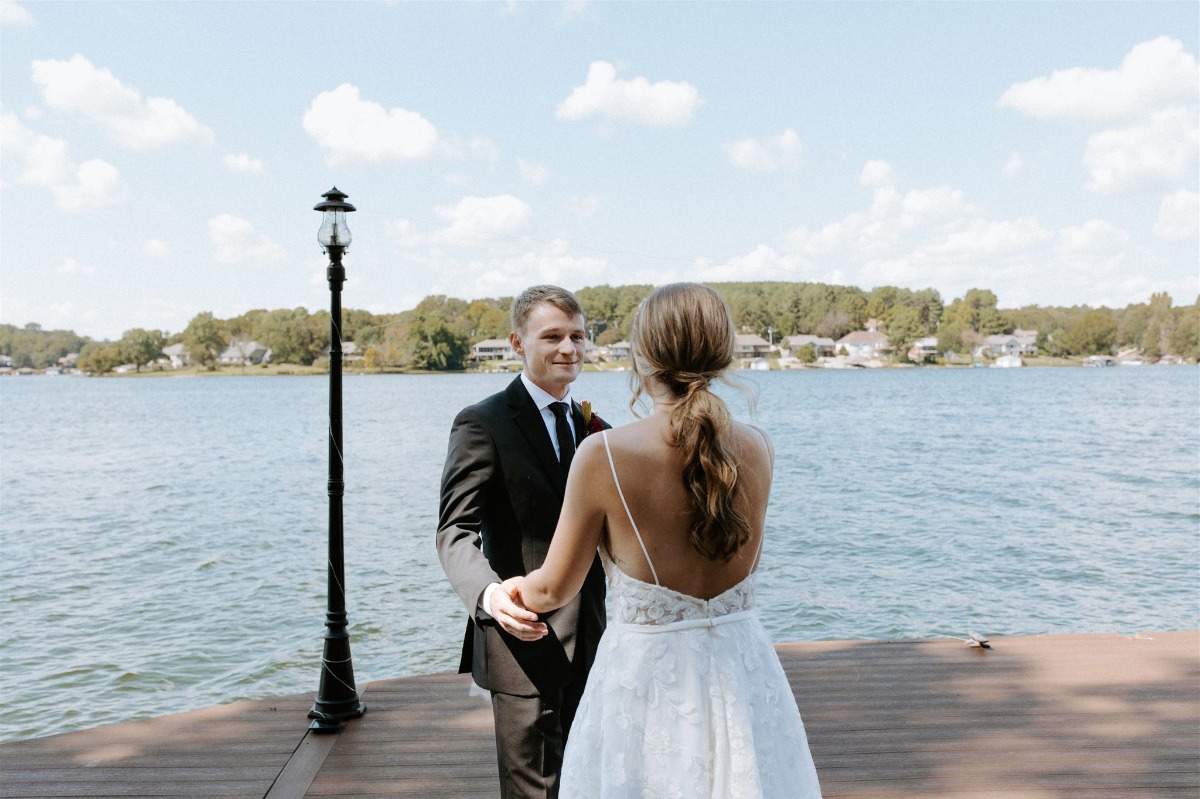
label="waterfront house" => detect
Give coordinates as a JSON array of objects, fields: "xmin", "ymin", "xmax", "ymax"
[
  {"xmin": 162, "ymin": 343, "xmax": 190, "ymax": 369},
  {"xmin": 836, "ymin": 329, "xmax": 891, "ymax": 358},
  {"xmin": 607, "ymin": 341, "xmax": 632, "ymax": 361},
  {"xmin": 974, "ymin": 334, "xmax": 1023, "ymax": 359},
  {"xmin": 1013, "ymin": 329, "xmax": 1039, "ymax": 355},
  {"xmin": 784, "ymin": 335, "xmax": 836, "ymax": 358},
  {"xmin": 0, "ymin": 354, "xmax": 12, "ymax": 373},
  {"xmin": 735, "ymin": 334, "xmax": 771, "ymax": 360},
  {"xmin": 219, "ymin": 340, "xmax": 271, "ymax": 366},
  {"xmin": 908, "ymin": 336, "xmax": 939, "ymax": 362},
  {"xmin": 471, "ymin": 338, "xmax": 515, "ymax": 361}
]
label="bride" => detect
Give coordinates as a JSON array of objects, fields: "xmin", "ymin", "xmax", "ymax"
[{"xmin": 502, "ymin": 282, "xmax": 823, "ymax": 798}]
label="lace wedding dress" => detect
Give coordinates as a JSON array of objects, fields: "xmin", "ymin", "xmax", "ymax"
[{"xmin": 559, "ymin": 434, "xmax": 822, "ymax": 798}]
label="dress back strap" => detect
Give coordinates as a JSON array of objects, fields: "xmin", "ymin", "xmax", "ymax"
[{"xmin": 602, "ymin": 432, "xmax": 660, "ymax": 586}]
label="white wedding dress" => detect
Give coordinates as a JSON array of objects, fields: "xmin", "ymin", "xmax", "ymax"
[{"xmin": 560, "ymin": 433, "xmax": 822, "ymax": 798}]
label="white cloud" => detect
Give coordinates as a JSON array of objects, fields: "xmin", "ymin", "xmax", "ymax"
[
  {"xmin": 725, "ymin": 128, "xmax": 802, "ymax": 172},
  {"xmin": 58, "ymin": 257, "xmax": 95, "ymax": 276},
  {"xmin": 31, "ymin": 55, "xmax": 213, "ymax": 149},
  {"xmin": 998, "ymin": 36, "xmax": 1199, "ymax": 122},
  {"xmin": 55, "ymin": 159, "xmax": 124, "ymax": 211},
  {"xmin": 556, "ymin": 61, "xmax": 702, "ymax": 128},
  {"xmin": 769, "ymin": 168, "xmax": 1163, "ymax": 307},
  {"xmin": 432, "ymin": 194, "xmax": 534, "ymax": 247},
  {"xmin": 208, "ymin": 214, "xmax": 286, "ymax": 266},
  {"xmin": 1056, "ymin": 218, "xmax": 1130, "ymax": 256},
  {"xmin": 859, "ymin": 159, "xmax": 896, "ymax": 188},
  {"xmin": 463, "ymin": 239, "xmax": 607, "ymax": 298},
  {"xmin": 303, "ymin": 83, "xmax": 439, "ymax": 166},
  {"xmin": 1, "ymin": 0, "xmax": 33, "ymax": 25},
  {"xmin": 517, "ymin": 157, "xmax": 550, "ymax": 185},
  {"xmin": 1154, "ymin": 189, "xmax": 1200, "ymax": 240},
  {"xmin": 1, "ymin": 111, "xmax": 124, "ymax": 211},
  {"xmin": 1003, "ymin": 152, "xmax": 1024, "ymax": 177},
  {"xmin": 224, "ymin": 153, "xmax": 264, "ymax": 174},
  {"xmin": 142, "ymin": 238, "xmax": 171, "ymax": 258},
  {"xmin": 1082, "ymin": 106, "xmax": 1199, "ymax": 194}
]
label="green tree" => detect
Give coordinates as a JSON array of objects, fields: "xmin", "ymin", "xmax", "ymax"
[
  {"xmin": 1167, "ymin": 301, "xmax": 1199, "ymax": 359},
  {"xmin": 117, "ymin": 328, "xmax": 167, "ymax": 372},
  {"xmin": 253, "ymin": 307, "xmax": 321, "ymax": 364},
  {"xmin": 1116, "ymin": 303, "xmax": 1150, "ymax": 350},
  {"xmin": 795, "ymin": 343, "xmax": 817, "ymax": 364},
  {"xmin": 937, "ymin": 325, "xmax": 965, "ymax": 356},
  {"xmin": 408, "ymin": 313, "xmax": 469, "ymax": 370},
  {"xmin": 77, "ymin": 341, "xmax": 122, "ymax": 374},
  {"xmin": 884, "ymin": 306, "xmax": 924, "ymax": 361},
  {"xmin": 0, "ymin": 323, "xmax": 89, "ymax": 369},
  {"xmin": 815, "ymin": 309, "xmax": 853, "ymax": 341},
  {"xmin": 1061, "ymin": 310, "xmax": 1118, "ymax": 355},
  {"xmin": 182, "ymin": 312, "xmax": 226, "ymax": 368}
]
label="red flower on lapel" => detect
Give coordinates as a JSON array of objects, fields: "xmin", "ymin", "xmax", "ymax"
[{"xmin": 581, "ymin": 400, "xmax": 605, "ymax": 436}]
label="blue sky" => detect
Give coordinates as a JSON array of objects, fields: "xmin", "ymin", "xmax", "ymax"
[{"xmin": 1, "ymin": 1, "xmax": 1197, "ymax": 341}]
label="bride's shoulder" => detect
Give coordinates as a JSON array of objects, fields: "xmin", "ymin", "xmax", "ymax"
[{"xmin": 732, "ymin": 421, "xmax": 774, "ymax": 466}]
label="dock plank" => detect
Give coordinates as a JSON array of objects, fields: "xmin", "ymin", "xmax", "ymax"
[{"xmin": 2, "ymin": 632, "xmax": 1196, "ymax": 798}]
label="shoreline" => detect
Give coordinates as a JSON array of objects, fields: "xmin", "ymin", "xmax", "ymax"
[{"xmin": 4, "ymin": 356, "xmax": 1196, "ymax": 379}]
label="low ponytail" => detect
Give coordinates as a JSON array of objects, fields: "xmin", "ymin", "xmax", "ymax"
[{"xmin": 630, "ymin": 284, "xmax": 752, "ymax": 562}]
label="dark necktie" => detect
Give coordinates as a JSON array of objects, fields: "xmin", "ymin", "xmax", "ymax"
[{"xmin": 550, "ymin": 401, "xmax": 575, "ymax": 476}]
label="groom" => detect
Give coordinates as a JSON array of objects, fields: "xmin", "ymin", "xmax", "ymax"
[{"xmin": 437, "ymin": 285, "xmax": 607, "ymax": 799}]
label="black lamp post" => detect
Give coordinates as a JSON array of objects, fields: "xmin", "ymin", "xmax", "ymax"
[{"xmin": 308, "ymin": 187, "xmax": 366, "ymax": 733}]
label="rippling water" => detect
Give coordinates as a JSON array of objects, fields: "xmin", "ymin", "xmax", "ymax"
[{"xmin": 1, "ymin": 366, "xmax": 1196, "ymax": 741}]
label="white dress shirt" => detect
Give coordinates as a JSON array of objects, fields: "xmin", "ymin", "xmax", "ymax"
[
  {"xmin": 520, "ymin": 372, "xmax": 577, "ymax": 460},
  {"xmin": 484, "ymin": 374, "xmax": 576, "ymax": 617}
]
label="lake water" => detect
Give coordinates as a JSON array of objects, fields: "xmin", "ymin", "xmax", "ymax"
[{"xmin": 1, "ymin": 366, "xmax": 1197, "ymax": 742}]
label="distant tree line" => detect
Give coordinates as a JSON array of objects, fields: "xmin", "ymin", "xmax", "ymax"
[{"xmin": 4, "ymin": 282, "xmax": 1197, "ymax": 373}]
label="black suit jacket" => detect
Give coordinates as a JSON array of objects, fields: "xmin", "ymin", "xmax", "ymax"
[{"xmin": 437, "ymin": 376, "xmax": 607, "ymax": 696}]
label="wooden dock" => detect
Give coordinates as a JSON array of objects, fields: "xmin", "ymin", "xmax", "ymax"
[{"xmin": 2, "ymin": 632, "xmax": 1196, "ymax": 798}]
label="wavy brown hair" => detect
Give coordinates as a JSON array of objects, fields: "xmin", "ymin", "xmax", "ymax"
[{"xmin": 630, "ymin": 283, "xmax": 751, "ymax": 562}]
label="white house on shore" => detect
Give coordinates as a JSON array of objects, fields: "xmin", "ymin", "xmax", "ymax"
[
  {"xmin": 734, "ymin": 334, "xmax": 771, "ymax": 360},
  {"xmin": 606, "ymin": 341, "xmax": 632, "ymax": 361},
  {"xmin": 219, "ymin": 340, "xmax": 271, "ymax": 366},
  {"xmin": 837, "ymin": 319, "xmax": 892, "ymax": 359},
  {"xmin": 784, "ymin": 335, "xmax": 836, "ymax": 358},
  {"xmin": 471, "ymin": 338, "xmax": 515, "ymax": 361},
  {"xmin": 163, "ymin": 343, "xmax": 190, "ymax": 369},
  {"xmin": 908, "ymin": 336, "xmax": 939, "ymax": 362},
  {"xmin": 975, "ymin": 329, "xmax": 1039, "ymax": 359}
]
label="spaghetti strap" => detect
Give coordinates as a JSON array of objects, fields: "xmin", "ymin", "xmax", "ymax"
[
  {"xmin": 601, "ymin": 431, "xmax": 660, "ymax": 586},
  {"xmin": 747, "ymin": 424, "xmax": 771, "ymax": 575}
]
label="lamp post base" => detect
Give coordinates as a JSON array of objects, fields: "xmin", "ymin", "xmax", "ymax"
[{"xmin": 307, "ymin": 700, "xmax": 366, "ymax": 733}]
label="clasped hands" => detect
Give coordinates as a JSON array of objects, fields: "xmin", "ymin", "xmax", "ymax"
[{"xmin": 490, "ymin": 577, "xmax": 549, "ymax": 641}]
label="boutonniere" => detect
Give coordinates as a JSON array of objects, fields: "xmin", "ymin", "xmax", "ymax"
[{"xmin": 581, "ymin": 400, "xmax": 605, "ymax": 436}]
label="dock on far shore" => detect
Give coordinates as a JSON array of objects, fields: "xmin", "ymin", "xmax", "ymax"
[{"xmin": 2, "ymin": 631, "xmax": 1196, "ymax": 799}]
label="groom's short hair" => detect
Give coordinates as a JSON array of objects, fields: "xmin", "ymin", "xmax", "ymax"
[{"xmin": 511, "ymin": 285, "xmax": 584, "ymax": 334}]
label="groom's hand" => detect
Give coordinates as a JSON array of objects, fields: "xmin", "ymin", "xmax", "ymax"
[{"xmin": 492, "ymin": 578, "xmax": 548, "ymax": 641}]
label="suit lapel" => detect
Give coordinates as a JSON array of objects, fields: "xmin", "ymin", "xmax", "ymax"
[
  {"xmin": 571, "ymin": 401, "xmax": 586, "ymax": 442},
  {"xmin": 507, "ymin": 377, "xmax": 568, "ymax": 496}
]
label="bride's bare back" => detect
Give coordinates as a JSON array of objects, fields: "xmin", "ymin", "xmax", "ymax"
[{"xmin": 593, "ymin": 414, "xmax": 773, "ymax": 601}]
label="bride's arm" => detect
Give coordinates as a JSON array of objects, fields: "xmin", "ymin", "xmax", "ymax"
[{"xmin": 513, "ymin": 435, "xmax": 608, "ymax": 613}]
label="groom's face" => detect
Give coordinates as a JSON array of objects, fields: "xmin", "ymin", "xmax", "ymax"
[{"xmin": 511, "ymin": 303, "xmax": 585, "ymax": 399}]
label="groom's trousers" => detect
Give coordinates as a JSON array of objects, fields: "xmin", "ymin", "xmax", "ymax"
[{"xmin": 491, "ymin": 667, "xmax": 588, "ymax": 799}]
